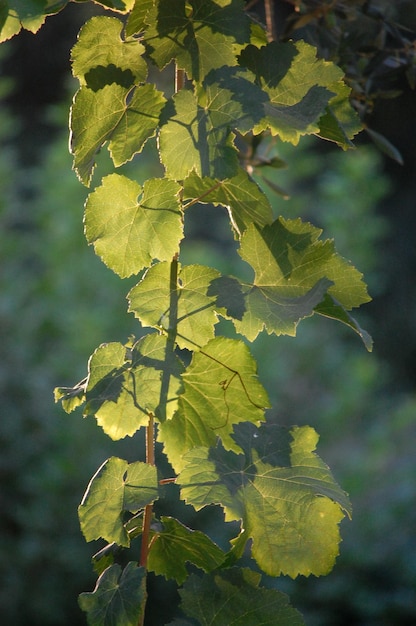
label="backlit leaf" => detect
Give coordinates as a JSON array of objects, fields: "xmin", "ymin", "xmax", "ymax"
[
  {"xmin": 128, "ymin": 262, "xmax": 222, "ymax": 350},
  {"xmin": 84, "ymin": 174, "xmax": 182, "ymax": 277},
  {"xmin": 143, "ymin": 0, "xmax": 250, "ymax": 81},
  {"xmin": 71, "ymin": 16, "xmax": 146, "ymax": 86},
  {"xmin": 178, "ymin": 423, "xmax": 351, "ymax": 577},
  {"xmin": 224, "ymin": 217, "xmax": 371, "ymax": 341},
  {"xmin": 70, "ymin": 84, "xmax": 165, "ymax": 185},
  {"xmin": 159, "ymin": 337, "xmax": 270, "ymax": 472},
  {"xmin": 183, "ymin": 168, "xmax": 273, "ymax": 235},
  {"xmin": 240, "ymin": 40, "xmax": 359, "ymax": 145},
  {"xmin": 79, "ymin": 456, "xmax": 158, "ymax": 546},
  {"xmin": 85, "ymin": 335, "xmax": 184, "ymax": 439}
]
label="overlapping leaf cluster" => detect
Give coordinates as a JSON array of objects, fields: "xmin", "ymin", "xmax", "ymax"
[{"xmin": 41, "ymin": 1, "xmax": 371, "ymax": 624}]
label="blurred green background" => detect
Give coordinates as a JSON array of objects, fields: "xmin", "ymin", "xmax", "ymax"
[{"xmin": 1, "ymin": 2, "xmax": 416, "ymax": 625}]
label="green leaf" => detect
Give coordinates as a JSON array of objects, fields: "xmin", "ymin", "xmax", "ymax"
[
  {"xmin": 159, "ymin": 68, "xmax": 265, "ymax": 181},
  {"xmin": 143, "ymin": 0, "xmax": 250, "ymax": 81},
  {"xmin": 70, "ymin": 83, "xmax": 165, "ymax": 185},
  {"xmin": 128, "ymin": 262, "xmax": 222, "ymax": 350},
  {"xmin": 79, "ymin": 562, "xmax": 146, "ymax": 626},
  {"xmin": 239, "ymin": 40, "xmax": 357, "ymax": 145},
  {"xmin": 177, "ymin": 568, "xmax": 305, "ymax": 625},
  {"xmin": 84, "ymin": 175, "xmax": 182, "ymax": 277},
  {"xmin": 183, "ymin": 168, "xmax": 273, "ymax": 235},
  {"xmin": 79, "ymin": 457, "xmax": 158, "ymax": 546},
  {"xmin": 159, "ymin": 337, "xmax": 270, "ymax": 472},
  {"xmin": 147, "ymin": 516, "xmax": 225, "ymax": 584},
  {"xmin": 159, "ymin": 89, "xmax": 239, "ymax": 181},
  {"xmin": 71, "ymin": 16, "xmax": 147, "ymax": 87},
  {"xmin": 54, "ymin": 377, "xmax": 87, "ymax": 413},
  {"xmin": 225, "ymin": 217, "xmax": 371, "ymax": 341},
  {"xmin": 315, "ymin": 294, "xmax": 373, "ymax": 351},
  {"xmin": 126, "ymin": 0, "xmax": 153, "ymax": 37},
  {"xmin": 317, "ymin": 81, "xmax": 362, "ymax": 148},
  {"xmin": 85, "ymin": 335, "xmax": 184, "ymax": 439},
  {"xmin": 0, "ymin": 0, "xmax": 67, "ymax": 42},
  {"xmin": 178, "ymin": 423, "xmax": 351, "ymax": 577}
]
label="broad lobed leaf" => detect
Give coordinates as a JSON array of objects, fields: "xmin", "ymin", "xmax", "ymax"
[
  {"xmin": 178, "ymin": 423, "xmax": 351, "ymax": 578},
  {"xmin": 79, "ymin": 562, "xmax": 146, "ymax": 626},
  {"xmin": 128, "ymin": 262, "xmax": 222, "ymax": 350},
  {"xmin": 143, "ymin": 0, "xmax": 250, "ymax": 81},
  {"xmin": 84, "ymin": 174, "xmax": 182, "ymax": 277},
  {"xmin": 174, "ymin": 568, "xmax": 305, "ymax": 626},
  {"xmin": 78, "ymin": 456, "xmax": 158, "ymax": 546},
  {"xmin": 148, "ymin": 516, "xmax": 225, "ymax": 584},
  {"xmin": 84, "ymin": 334, "xmax": 184, "ymax": 439},
  {"xmin": 159, "ymin": 336, "xmax": 270, "ymax": 473}
]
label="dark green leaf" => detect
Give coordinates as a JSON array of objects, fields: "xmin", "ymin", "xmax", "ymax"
[
  {"xmin": 79, "ymin": 562, "xmax": 146, "ymax": 626},
  {"xmin": 148, "ymin": 516, "xmax": 225, "ymax": 584},
  {"xmin": 177, "ymin": 568, "xmax": 305, "ymax": 625}
]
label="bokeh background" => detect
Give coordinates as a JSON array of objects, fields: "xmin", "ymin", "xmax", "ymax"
[{"xmin": 1, "ymin": 1, "xmax": 415, "ymax": 624}]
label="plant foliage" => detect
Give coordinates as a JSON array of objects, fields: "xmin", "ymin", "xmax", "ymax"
[{"xmin": 2, "ymin": 1, "xmax": 376, "ymax": 624}]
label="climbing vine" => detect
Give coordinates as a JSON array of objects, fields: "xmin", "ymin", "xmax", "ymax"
[{"xmin": 2, "ymin": 1, "xmax": 373, "ymax": 624}]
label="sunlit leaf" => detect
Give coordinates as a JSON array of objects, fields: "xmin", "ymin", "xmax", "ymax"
[
  {"xmin": 128, "ymin": 262, "xmax": 222, "ymax": 350},
  {"xmin": 183, "ymin": 168, "xmax": 273, "ymax": 235},
  {"xmin": 178, "ymin": 423, "xmax": 351, "ymax": 577},
  {"xmin": 84, "ymin": 174, "xmax": 182, "ymax": 277},
  {"xmin": 159, "ymin": 337, "xmax": 270, "ymax": 472},
  {"xmin": 240, "ymin": 40, "xmax": 359, "ymax": 145},
  {"xmin": 144, "ymin": 0, "xmax": 249, "ymax": 81},
  {"xmin": 79, "ymin": 456, "xmax": 158, "ymax": 546},
  {"xmin": 71, "ymin": 16, "xmax": 146, "ymax": 86},
  {"xmin": 84, "ymin": 335, "xmax": 184, "ymax": 439}
]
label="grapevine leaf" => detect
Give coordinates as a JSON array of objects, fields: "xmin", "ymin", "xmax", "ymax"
[
  {"xmin": 239, "ymin": 40, "xmax": 357, "ymax": 145},
  {"xmin": 176, "ymin": 569, "xmax": 305, "ymax": 626},
  {"xmin": 54, "ymin": 377, "xmax": 87, "ymax": 413},
  {"xmin": 79, "ymin": 562, "xmax": 146, "ymax": 626},
  {"xmin": 178, "ymin": 423, "xmax": 351, "ymax": 577},
  {"xmin": 317, "ymin": 82, "xmax": 362, "ymax": 148},
  {"xmin": 159, "ymin": 337, "xmax": 270, "ymax": 472},
  {"xmin": 85, "ymin": 335, "xmax": 184, "ymax": 439},
  {"xmin": 84, "ymin": 175, "xmax": 182, "ymax": 278},
  {"xmin": 79, "ymin": 457, "xmax": 158, "ymax": 546},
  {"xmin": 315, "ymin": 294, "xmax": 373, "ymax": 351},
  {"xmin": 0, "ymin": 0, "xmax": 66, "ymax": 42},
  {"xmin": 224, "ymin": 217, "xmax": 371, "ymax": 341},
  {"xmin": 109, "ymin": 83, "xmax": 167, "ymax": 166},
  {"xmin": 159, "ymin": 68, "xmax": 266, "ymax": 181},
  {"xmin": 128, "ymin": 262, "xmax": 222, "ymax": 350},
  {"xmin": 71, "ymin": 16, "xmax": 147, "ymax": 87},
  {"xmin": 70, "ymin": 83, "xmax": 165, "ymax": 185},
  {"xmin": 143, "ymin": 0, "xmax": 250, "ymax": 81},
  {"xmin": 147, "ymin": 516, "xmax": 225, "ymax": 584},
  {"xmin": 159, "ymin": 89, "xmax": 239, "ymax": 181},
  {"xmin": 183, "ymin": 168, "xmax": 273, "ymax": 235},
  {"xmin": 126, "ymin": 0, "xmax": 153, "ymax": 36}
]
